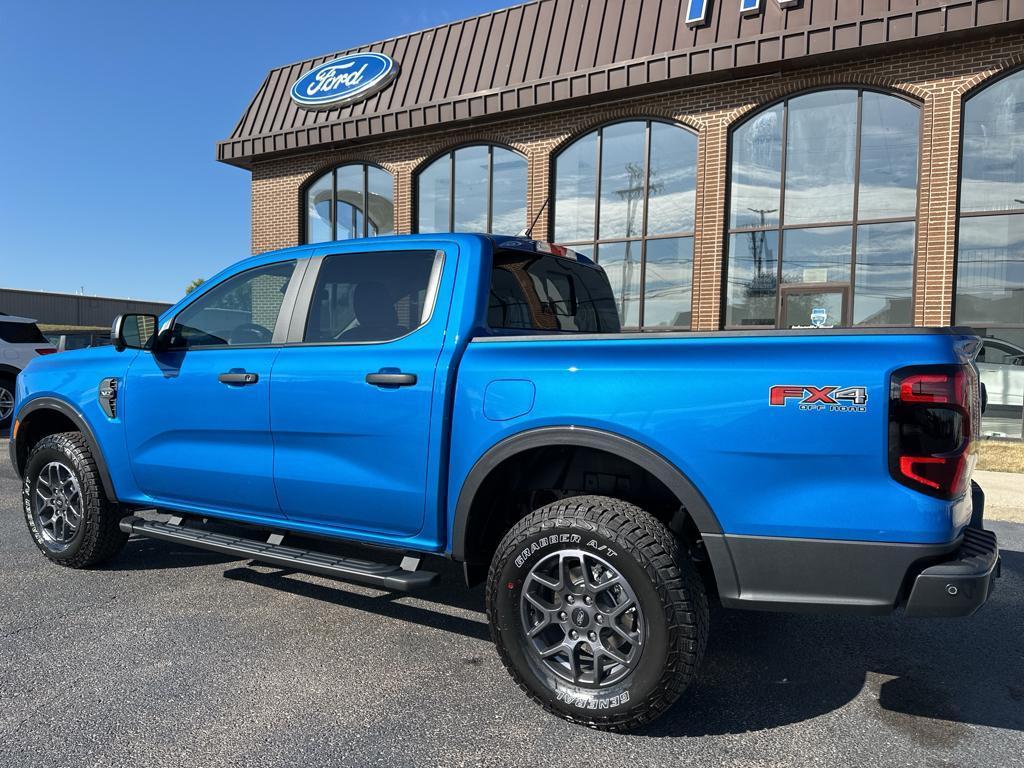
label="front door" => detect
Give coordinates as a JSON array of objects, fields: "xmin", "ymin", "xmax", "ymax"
[
  {"xmin": 124, "ymin": 259, "xmax": 301, "ymax": 520},
  {"xmin": 270, "ymin": 246, "xmax": 448, "ymax": 539}
]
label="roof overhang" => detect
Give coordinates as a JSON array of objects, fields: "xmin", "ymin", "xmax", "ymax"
[{"xmin": 218, "ymin": 0, "xmax": 1024, "ymax": 170}]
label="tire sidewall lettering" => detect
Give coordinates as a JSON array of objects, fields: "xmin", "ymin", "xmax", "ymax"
[
  {"xmin": 513, "ymin": 533, "xmax": 618, "ymax": 569},
  {"xmin": 555, "ymin": 688, "xmax": 630, "ymax": 711}
]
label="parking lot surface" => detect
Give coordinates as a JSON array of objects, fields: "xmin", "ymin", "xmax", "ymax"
[{"xmin": 1, "ymin": 439, "xmax": 1022, "ymax": 768}]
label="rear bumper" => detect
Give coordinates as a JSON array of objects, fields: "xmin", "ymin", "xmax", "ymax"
[
  {"xmin": 903, "ymin": 526, "xmax": 1000, "ymax": 617},
  {"xmin": 707, "ymin": 481, "xmax": 999, "ymax": 617}
]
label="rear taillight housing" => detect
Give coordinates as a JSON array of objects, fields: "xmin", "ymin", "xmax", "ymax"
[
  {"xmin": 889, "ymin": 365, "xmax": 979, "ymax": 499},
  {"xmin": 35, "ymin": 348, "xmax": 56, "ymax": 356}
]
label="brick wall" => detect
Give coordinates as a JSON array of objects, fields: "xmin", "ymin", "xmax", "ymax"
[
  {"xmin": 249, "ymin": 272, "xmax": 291, "ymax": 331},
  {"xmin": 248, "ymin": 33, "xmax": 1024, "ymax": 331}
]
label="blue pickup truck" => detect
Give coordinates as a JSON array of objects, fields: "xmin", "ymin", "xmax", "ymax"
[{"xmin": 8, "ymin": 234, "xmax": 1000, "ymax": 730}]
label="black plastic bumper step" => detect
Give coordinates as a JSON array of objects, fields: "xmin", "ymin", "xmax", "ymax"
[
  {"xmin": 119, "ymin": 516, "xmax": 439, "ymax": 592},
  {"xmin": 904, "ymin": 527, "xmax": 1000, "ymax": 618}
]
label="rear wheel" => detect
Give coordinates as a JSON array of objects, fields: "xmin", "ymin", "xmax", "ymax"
[
  {"xmin": 22, "ymin": 432, "xmax": 127, "ymax": 567},
  {"xmin": 486, "ymin": 495, "xmax": 708, "ymax": 731},
  {"xmin": 0, "ymin": 376, "xmax": 14, "ymax": 428}
]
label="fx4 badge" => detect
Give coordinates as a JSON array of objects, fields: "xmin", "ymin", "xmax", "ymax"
[{"xmin": 769, "ymin": 385, "xmax": 868, "ymax": 413}]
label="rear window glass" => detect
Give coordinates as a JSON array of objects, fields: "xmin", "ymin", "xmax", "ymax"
[
  {"xmin": 488, "ymin": 250, "xmax": 620, "ymax": 333},
  {"xmin": 0, "ymin": 321, "xmax": 47, "ymax": 344}
]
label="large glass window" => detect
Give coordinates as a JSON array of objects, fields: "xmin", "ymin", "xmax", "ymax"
[
  {"xmin": 304, "ymin": 164, "xmax": 395, "ymax": 243},
  {"xmin": 956, "ymin": 68, "xmax": 1024, "ymax": 438},
  {"xmin": 416, "ymin": 145, "xmax": 527, "ymax": 234},
  {"xmin": 725, "ymin": 89, "xmax": 920, "ymax": 329},
  {"xmin": 171, "ymin": 262, "xmax": 295, "ymax": 348},
  {"xmin": 553, "ymin": 120, "xmax": 698, "ymax": 329}
]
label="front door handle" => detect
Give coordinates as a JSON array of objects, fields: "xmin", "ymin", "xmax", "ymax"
[
  {"xmin": 218, "ymin": 372, "xmax": 259, "ymax": 385},
  {"xmin": 365, "ymin": 372, "xmax": 417, "ymax": 388}
]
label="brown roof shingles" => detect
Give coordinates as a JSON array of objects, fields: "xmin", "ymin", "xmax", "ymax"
[{"xmin": 218, "ymin": 0, "xmax": 1024, "ymax": 168}]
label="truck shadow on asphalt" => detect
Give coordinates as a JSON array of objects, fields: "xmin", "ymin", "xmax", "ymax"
[
  {"xmin": 110, "ymin": 537, "xmax": 245, "ymax": 570},
  {"xmin": 111, "ymin": 530, "xmax": 1023, "ymax": 740},
  {"xmin": 222, "ymin": 565, "xmax": 493, "ymax": 641}
]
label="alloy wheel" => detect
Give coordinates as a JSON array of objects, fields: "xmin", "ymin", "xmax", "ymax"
[
  {"xmin": 0, "ymin": 385, "xmax": 13, "ymax": 422},
  {"xmin": 32, "ymin": 461, "xmax": 83, "ymax": 551},
  {"xmin": 519, "ymin": 549, "xmax": 646, "ymax": 688}
]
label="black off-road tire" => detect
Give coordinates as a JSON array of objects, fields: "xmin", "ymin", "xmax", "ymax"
[
  {"xmin": 0, "ymin": 376, "xmax": 14, "ymax": 428},
  {"xmin": 486, "ymin": 495, "xmax": 708, "ymax": 732},
  {"xmin": 22, "ymin": 432, "xmax": 128, "ymax": 568}
]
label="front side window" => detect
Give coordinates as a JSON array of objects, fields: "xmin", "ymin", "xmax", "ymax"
[
  {"xmin": 956, "ymin": 68, "xmax": 1024, "ymax": 438},
  {"xmin": 305, "ymin": 250, "xmax": 443, "ymax": 343},
  {"xmin": 416, "ymin": 145, "xmax": 528, "ymax": 234},
  {"xmin": 171, "ymin": 261, "xmax": 296, "ymax": 348},
  {"xmin": 488, "ymin": 250, "xmax": 621, "ymax": 333},
  {"xmin": 305, "ymin": 164, "xmax": 395, "ymax": 244},
  {"xmin": 725, "ymin": 89, "xmax": 920, "ymax": 329},
  {"xmin": 552, "ymin": 120, "xmax": 698, "ymax": 329}
]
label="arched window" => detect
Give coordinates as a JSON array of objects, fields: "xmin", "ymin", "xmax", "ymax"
[
  {"xmin": 304, "ymin": 164, "xmax": 394, "ymax": 244},
  {"xmin": 956, "ymin": 68, "xmax": 1024, "ymax": 438},
  {"xmin": 724, "ymin": 89, "xmax": 920, "ymax": 329},
  {"xmin": 553, "ymin": 119, "xmax": 698, "ymax": 329},
  {"xmin": 416, "ymin": 145, "xmax": 527, "ymax": 234}
]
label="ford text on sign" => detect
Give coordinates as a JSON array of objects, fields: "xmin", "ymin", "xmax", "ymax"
[
  {"xmin": 686, "ymin": 0, "xmax": 800, "ymax": 26},
  {"xmin": 291, "ymin": 52, "xmax": 398, "ymax": 108}
]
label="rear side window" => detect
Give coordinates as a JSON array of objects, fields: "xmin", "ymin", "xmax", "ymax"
[
  {"xmin": 488, "ymin": 250, "xmax": 621, "ymax": 333},
  {"xmin": 0, "ymin": 321, "xmax": 47, "ymax": 344},
  {"xmin": 305, "ymin": 250, "xmax": 443, "ymax": 343}
]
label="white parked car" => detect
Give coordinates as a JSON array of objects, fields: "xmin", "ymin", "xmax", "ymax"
[
  {"xmin": 0, "ymin": 314, "xmax": 57, "ymax": 427},
  {"xmin": 976, "ymin": 336, "xmax": 1024, "ymax": 411}
]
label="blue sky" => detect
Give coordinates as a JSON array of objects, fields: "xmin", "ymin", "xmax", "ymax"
[{"xmin": 0, "ymin": 0, "xmax": 509, "ymax": 302}]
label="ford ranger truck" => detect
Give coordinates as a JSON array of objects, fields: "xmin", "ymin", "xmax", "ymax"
[{"xmin": 8, "ymin": 235, "xmax": 1000, "ymax": 731}]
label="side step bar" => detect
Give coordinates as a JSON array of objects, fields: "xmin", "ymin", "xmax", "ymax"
[{"xmin": 118, "ymin": 516, "xmax": 439, "ymax": 592}]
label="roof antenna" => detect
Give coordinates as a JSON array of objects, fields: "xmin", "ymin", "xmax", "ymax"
[{"xmin": 519, "ymin": 195, "xmax": 550, "ymax": 239}]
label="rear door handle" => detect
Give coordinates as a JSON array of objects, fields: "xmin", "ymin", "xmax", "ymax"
[
  {"xmin": 218, "ymin": 372, "xmax": 259, "ymax": 385},
  {"xmin": 365, "ymin": 372, "xmax": 417, "ymax": 387}
]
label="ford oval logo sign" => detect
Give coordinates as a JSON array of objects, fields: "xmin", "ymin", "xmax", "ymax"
[{"xmin": 291, "ymin": 52, "xmax": 398, "ymax": 108}]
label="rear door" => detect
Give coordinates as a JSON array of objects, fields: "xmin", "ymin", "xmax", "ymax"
[{"xmin": 270, "ymin": 244, "xmax": 450, "ymax": 538}]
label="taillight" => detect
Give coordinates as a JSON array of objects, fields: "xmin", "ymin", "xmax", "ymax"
[
  {"xmin": 35, "ymin": 348, "xmax": 56, "ymax": 356},
  {"xmin": 889, "ymin": 365, "xmax": 978, "ymax": 499}
]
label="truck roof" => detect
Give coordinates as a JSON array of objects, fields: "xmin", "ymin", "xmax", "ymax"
[{"xmin": 249, "ymin": 233, "xmax": 597, "ymax": 267}]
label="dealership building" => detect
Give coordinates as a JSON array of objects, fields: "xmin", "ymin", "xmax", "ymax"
[{"xmin": 219, "ymin": 0, "xmax": 1024, "ymax": 432}]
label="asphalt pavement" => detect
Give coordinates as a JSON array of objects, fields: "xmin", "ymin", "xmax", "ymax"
[{"xmin": 1, "ymin": 438, "xmax": 1022, "ymax": 768}]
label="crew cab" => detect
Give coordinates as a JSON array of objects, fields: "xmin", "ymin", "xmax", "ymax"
[{"xmin": 7, "ymin": 235, "xmax": 1000, "ymax": 731}]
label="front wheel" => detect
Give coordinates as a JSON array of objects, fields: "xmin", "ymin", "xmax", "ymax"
[
  {"xmin": 22, "ymin": 432, "xmax": 128, "ymax": 568},
  {"xmin": 486, "ymin": 495, "xmax": 708, "ymax": 731}
]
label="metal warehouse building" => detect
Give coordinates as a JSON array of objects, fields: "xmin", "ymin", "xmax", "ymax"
[
  {"xmin": 219, "ymin": 0, "xmax": 1024, "ymax": 435},
  {"xmin": 0, "ymin": 288, "xmax": 169, "ymax": 330}
]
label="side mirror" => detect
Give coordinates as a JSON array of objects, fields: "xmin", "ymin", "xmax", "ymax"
[{"xmin": 111, "ymin": 314, "xmax": 158, "ymax": 352}]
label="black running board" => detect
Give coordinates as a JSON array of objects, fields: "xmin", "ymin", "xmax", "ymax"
[{"xmin": 118, "ymin": 516, "xmax": 439, "ymax": 592}]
